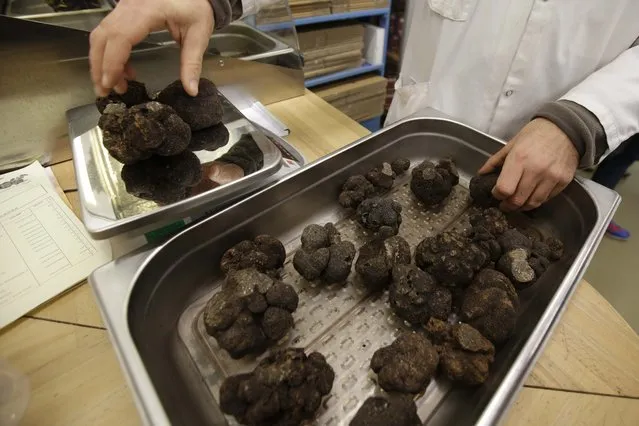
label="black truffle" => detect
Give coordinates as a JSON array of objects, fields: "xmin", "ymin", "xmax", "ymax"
[
  {"xmin": 469, "ymin": 172, "xmax": 500, "ymax": 207},
  {"xmin": 497, "ymin": 248, "xmax": 536, "ymax": 289},
  {"xmin": 219, "ymin": 348, "xmax": 334, "ymax": 425},
  {"xmin": 293, "ymin": 223, "xmax": 356, "ymax": 283},
  {"xmin": 370, "ymin": 333, "xmax": 439, "ymax": 394},
  {"xmin": 121, "ymin": 151, "xmax": 202, "ymax": 205},
  {"xmin": 356, "ymin": 235, "xmax": 411, "ymax": 291},
  {"xmin": 469, "ymin": 207, "xmax": 510, "ymax": 237},
  {"xmin": 188, "ymin": 123, "xmax": 230, "ymax": 151},
  {"xmin": 220, "ymin": 235, "xmax": 286, "ymax": 277},
  {"xmin": 425, "ymin": 318, "xmax": 495, "ymax": 386},
  {"xmin": 415, "ymin": 232, "xmax": 489, "ymax": 288},
  {"xmin": 203, "ymin": 268, "xmax": 298, "ymax": 358},
  {"xmin": 366, "ymin": 162, "xmax": 396, "ymax": 192},
  {"xmin": 389, "ymin": 264, "xmax": 452, "ymax": 325},
  {"xmin": 99, "ymin": 101, "xmax": 192, "ymax": 165},
  {"xmin": 95, "ymin": 80, "xmax": 149, "ymax": 114},
  {"xmin": 350, "ymin": 394, "xmax": 421, "ymax": 426},
  {"xmin": 157, "ymin": 78, "xmax": 224, "ymax": 130},
  {"xmin": 410, "ymin": 159, "xmax": 459, "ymax": 207},
  {"xmin": 391, "ymin": 158, "xmax": 411, "ymax": 176},
  {"xmin": 217, "ymin": 134, "xmax": 264, "ymax": 175},
  {"xmin": 356, "ymin": 197, "xmax": 403, "ymax": 235},
  {"xmin": 545, "ymin": 236, "xmax": 564, "ymax": 261},
  {"xmin": 498, "ymin": 229, "xmax": 533, "ymax": 252},
  {"xmin": 461, "ymin": 269, "xmax": 519, "ymax": 344},
  {"xmin": 338, "ymin": 175, "xmax": 376, "ymax": 209}
]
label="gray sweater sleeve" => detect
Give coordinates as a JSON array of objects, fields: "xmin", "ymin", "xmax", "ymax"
[
  {"xmin": 208, "ymin": 0, "xmax": 244, "ymax": 30},
  {"xmin": 534, "ymin": 100, "xmax": 608, "ymax": 168}
]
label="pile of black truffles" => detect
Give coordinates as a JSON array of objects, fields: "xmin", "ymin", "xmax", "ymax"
[
  {"xmin": 410, "ymin": 159, "xmax": 459, "ymax": 207},
  {"xmin": 203, "ymin": 268, "xmax": 298, "ymax": 358},
  {"xmin": 293, "ymin": 223, "xmax": 356, "ymax": 284},
  {"xmin": 99, "ymin": 101, "xmax": 191, "ymax": 165},
  {"xmin": 97, "ymin": 78, "xmax": 227, "ymax": 164},
  {"xmin": 338, "ymin": 158, "xmax": 410, "ymax": 209},
  {"xmin": 220, "ymin": 348, "xmax": 334, "ymax": 425},
  {"xmin": 201, "ymin": 158, "xmax": 569, "ymax": 425}
]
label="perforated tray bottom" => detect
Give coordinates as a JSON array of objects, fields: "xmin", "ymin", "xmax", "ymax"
[{"xmin": 178, "ymin": 180, "xmax": 478, "ymax": 425}]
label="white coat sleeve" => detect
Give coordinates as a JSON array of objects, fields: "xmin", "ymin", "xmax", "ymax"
[{"xmin": 561, "ymin": 44, "xmax": 639, "ymax": 152}]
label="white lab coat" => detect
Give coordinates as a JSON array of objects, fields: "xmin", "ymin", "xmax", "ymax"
[{"xmin": 386, "ymin": 0, "xmax": 639, "ymax": 155}]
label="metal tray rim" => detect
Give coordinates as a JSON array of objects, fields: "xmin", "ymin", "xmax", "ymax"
[
  {"xmin": 71, "ymin": 123, "xmax": 283, "ymax": 239},
  {"xmin": 91, "ymin": 111, "xmax": 620, "ymax": 426}
]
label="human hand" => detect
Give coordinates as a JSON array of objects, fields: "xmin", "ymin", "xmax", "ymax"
[
  {"xmin": 478, "ymin": 118, "xmax": 579, "ymax": 211},
  {"xmin": 90, "ymin": 0, "xmax": 214, "ymax": 97}
]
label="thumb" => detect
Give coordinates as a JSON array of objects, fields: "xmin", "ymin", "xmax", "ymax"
[
  {"xmin": 478, "ymin": 143, "xmax": 513, "ymax": 174},
  {"xmin": 180, "ymin": 23, "xmax": 211, "ymax": 96}
]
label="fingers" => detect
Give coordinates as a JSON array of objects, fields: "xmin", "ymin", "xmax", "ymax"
[
  {"xmin": 521, "ymin": 180, "xmax": 557, "ymax": 211},
  {"xmin": 492, "ymin": 153, "xmax": 523, "ymax": 202},
  {"xmin": 478, "ymin": 143, "xmax": 512, "ymax": 174},
  {"xmin": 123, "ymin": 63, "xmax": 136, "ymax": 80},
  {"xmin": 499, "ymin": 169, "xmax": 537, "ymax": 212},
  {"xmin": 180, "ymin": 22, "xmax": 212, "ymax": 96},
  {"xmin": 102, "ymin": 36, "xmax": 133, "ymax": 89},
  {"xmin": 113, "ymin": 78, "xmax": 129, "ymax": 94},
  {"xmin": 549, "ymin": 177, "xmax": 571, "ymax": 199},
  {"xmin": 89, "ymin": 3, "xmax": 155, "ymax": 96},
  {"xmin": 89, "ymin": 28, "xmax": 108, "ymax": 96}
]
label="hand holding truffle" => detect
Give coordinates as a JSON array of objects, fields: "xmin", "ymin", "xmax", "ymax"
[
  {"xmin": 478, "ymin": 118, "xmax": 579, "ymax": 211},
  {"xmin": 89, "ymin": 0, "xmax": 214, "ymax": 97}
]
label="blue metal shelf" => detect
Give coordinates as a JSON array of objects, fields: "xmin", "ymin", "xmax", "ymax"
[
  {"xmin": 258, "ymin": 8, "xmax": 390, "ymax": 31},
  {"xmin": 360, "ymin": 116, "xmax": 382, "ymax": 132},
  {"xmin": 305, "ymin": 63, "xmax": 384, "ymax": 88}
]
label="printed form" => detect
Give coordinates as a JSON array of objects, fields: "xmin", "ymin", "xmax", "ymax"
[{"xmin": 0, "ymin": 162, "xmax": 111, "ymax": 329}]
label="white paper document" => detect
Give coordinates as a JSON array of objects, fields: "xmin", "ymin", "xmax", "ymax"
[{"xmin": 0, "ymin": 162, "xmax": 112, "ymax": 329}]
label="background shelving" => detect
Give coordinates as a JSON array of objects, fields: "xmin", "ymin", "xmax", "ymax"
[{"xmin": 256, "ymin": 2, "xmax": 392, "ymax": 132}]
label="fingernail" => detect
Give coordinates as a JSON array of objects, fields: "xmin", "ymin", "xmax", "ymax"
[{"xmin": 190, "ymin": 79, "xmax": 199, "ymax": 96}]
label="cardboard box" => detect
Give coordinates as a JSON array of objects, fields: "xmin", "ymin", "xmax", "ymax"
[
  {"xmin": 297, "ymin": 24, "xmax": 365, "ymax": 51},
  {"xmin": 314, "ymin": 75, "xmax": 388, "ymax": 120},
  {"xmin": 314, "ymin": 74, "xmax": 387, "ymax": 102},
  {"xmin": 289, "ymin": 0, "xmax": 331, "ymax": 18},
  {"xmin": 303, "ymin": 49, "xmax": 363, "ymax": 71},
  {"xmin": 302, "ymin": 41, "xmax": 364, "ymax": 61},
  {"xmin": 304, "ymin": 59, "xmax": 364, "ymax": 78},
  {"xmin": 345, "ymin": 0, "xmax": 390, "ymax": 10},
  {"xmin": 333, "ymin": 94, "xmax": 386, "ymax": 121}
]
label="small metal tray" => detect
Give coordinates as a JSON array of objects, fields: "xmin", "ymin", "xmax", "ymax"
[
  {"xmin": 70, "ymin": 93, "xmax": 284, "ymax": 239},
  {"xmin": 91, "ymin": 110, "xmax": 619, "ymax": 425}
]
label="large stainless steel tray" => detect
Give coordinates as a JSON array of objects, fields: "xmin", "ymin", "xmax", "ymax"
[
  {"xmin": 70, "ymin": 93, "xmax": 285, "ymax": 239},
  {"xmin": 91, "ymin": 111, "xmax": 619, "ymax": 425}
]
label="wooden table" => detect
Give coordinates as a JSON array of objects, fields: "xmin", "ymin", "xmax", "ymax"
[{"xmin": 2, "ymin": 91, "xmax": 639, "ymax": 426}]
